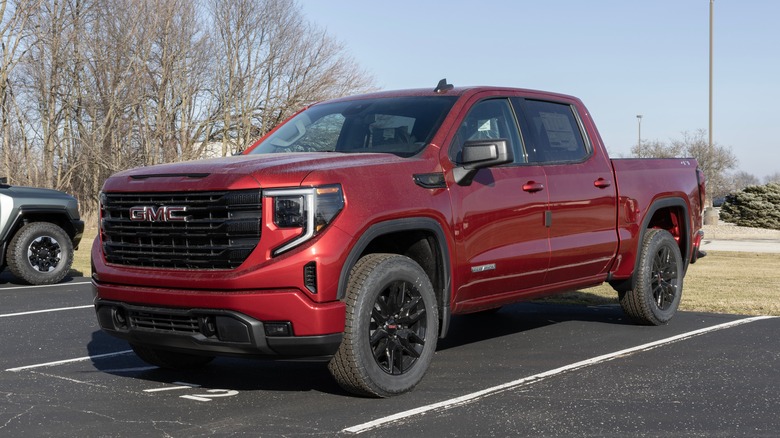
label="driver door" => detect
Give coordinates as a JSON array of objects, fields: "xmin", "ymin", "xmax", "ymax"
[{"xmin": 448, "ymin": 97, "xmax": 550, "ymax": 308}]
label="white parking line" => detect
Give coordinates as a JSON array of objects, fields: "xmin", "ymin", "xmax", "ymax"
[
  {"xmin": 100, "ymin": 366, "xmax": 158, "ymax": 373},
  {"xmin": 0, "ymin": 281, "xmax": 91, "ymax": 291},
  {"xmin": 5, "ymin": 350, "xmax": 134, "ymax": 372},
  {"xmin": 343, "ymin": 315, "xmax": 777, "ymax": 434},
  {"xmin": 1, "ymin": 305, "xmax": 93, "ymax": 318}
]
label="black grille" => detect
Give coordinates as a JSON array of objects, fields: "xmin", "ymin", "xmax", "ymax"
[
  {"xmin": 101, "ymin": 190, "xmax": 262, "ymax": 269},
  {"xmin": 129, "ymin": 310, "xmax": 200, "ymax": 333}
]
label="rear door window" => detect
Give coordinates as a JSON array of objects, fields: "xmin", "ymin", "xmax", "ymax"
[{"xmin": 515, "ymin": 99, "xmax": 590, "ymax": 164}]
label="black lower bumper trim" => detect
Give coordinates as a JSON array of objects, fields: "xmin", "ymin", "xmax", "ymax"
[
  {"xmin": 267, "ymin": 334, "xmax": 343, "ymax": 357},
  {"xmin": 95, "ymin": 301, "xmax": 342, "ymax": 358}
]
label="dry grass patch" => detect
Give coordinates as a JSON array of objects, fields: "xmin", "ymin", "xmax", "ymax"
[
  {"xmin": 677, "ymin": 251, "xmax": 780, "ymax": 315},
  {"xmin": 538, "ymin": 251, "xmax": 780, "ymax": 316},
  {"xmin": 71, "ymin": 228, "xmax": 97, "ymax": 277}
]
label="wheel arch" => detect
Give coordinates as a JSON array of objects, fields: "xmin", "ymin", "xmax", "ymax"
[
  {"xmin": 338, "ymin": 218, "xmax": 453, "ymax": 338},
  {"xmin": 612, "ymin": 197, "xmax": 691, "ymax": 293},
  {"xmin": 0, "ymin": 207, "xmax": 82, "ymax": 267},
  {"xmin": 640, "ymin": 198, "xmax": 691, "ymax": 268}
]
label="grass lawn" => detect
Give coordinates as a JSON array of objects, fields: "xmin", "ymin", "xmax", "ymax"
[
  {"xmin": 73, "ymin": 230, "xmax": 780, "ymax": 317},
  {"xmin": 71, "ymin": 228, "xmax": 97, "ymax": 278},
  {"xmin": 532, "ymin": 251, "xmax": 780, "ymax": 316}
]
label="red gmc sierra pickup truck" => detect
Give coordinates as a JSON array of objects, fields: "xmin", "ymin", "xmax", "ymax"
[{"xmin": 92, "ymin": 80, "xmax": 706, "ymax": 397}]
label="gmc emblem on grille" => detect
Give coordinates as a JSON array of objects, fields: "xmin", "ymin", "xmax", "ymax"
[{"xmin": 129, "ymin": 206, "xmax": 189, "ymax": 222}]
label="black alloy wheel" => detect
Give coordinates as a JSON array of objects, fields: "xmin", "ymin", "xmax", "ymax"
[
  {"xmin": 369, "ymin": 279, "xmax": 428, "ymax": 375},
  {"xmin": 650, "ymin": 243, "xmax": 679, "ymax": 312},
  {"xmin": 329, "ymin": 253, "xmax": 439, "ymax": 397}
]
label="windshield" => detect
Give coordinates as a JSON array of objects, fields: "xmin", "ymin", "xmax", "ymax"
[{"xmin": 247, "ymin": 96, "xmax": 458, "ymax": 157}]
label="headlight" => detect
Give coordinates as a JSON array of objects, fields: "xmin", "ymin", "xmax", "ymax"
[
  {"xmin": 265, "ymin": 185, "xmax": 344, "ymax": 255},
  {"xmin": 274, "ymin": 196, "xmax": 307, "ymax": 228}
]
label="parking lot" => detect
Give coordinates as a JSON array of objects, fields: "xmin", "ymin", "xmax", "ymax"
[{"xmin": 2, "ymin": 273, "xmax": 779, "ymax": 437}]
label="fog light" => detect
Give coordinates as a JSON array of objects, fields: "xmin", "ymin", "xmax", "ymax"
[
  {"xmin": 264, "ymin": 322, "xmax": 292, "ymax": 337},
  {"xmin": 199, "ymin": 316, "xmax": 217, "ymax": 337},
  {"xmin": 112, "ymin": 307, "xmax": 127, "ymax": 329}
]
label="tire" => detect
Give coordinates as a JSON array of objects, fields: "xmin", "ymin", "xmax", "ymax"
[
  {"xmin": 328, "ymin": 254, "xmax": 439, "ymax": 397},
  {"xmin": 130, "ymin": 344, "xmax": 214, "ymax": 370},
  {"xmin": 619, "ymin": 229, "xmax": 683, "ymax": 325},
  {"xmin": 7, "ymin": 222, "xmax": 74, "ymax": 285}
]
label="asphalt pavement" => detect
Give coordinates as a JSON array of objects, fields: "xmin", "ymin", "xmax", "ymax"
[{"xmin": 1, "ymin": 274, "xmax": 778, "ymax": 437}]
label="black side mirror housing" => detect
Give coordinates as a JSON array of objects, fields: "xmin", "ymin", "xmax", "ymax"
[{"xmin": 453, "ymin": 139, "xmax": 513, "ymax": 185}]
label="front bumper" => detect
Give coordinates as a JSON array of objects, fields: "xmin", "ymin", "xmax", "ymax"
[
  {"xmin": 96, "ymin": 300, "xmax": 342, "ymax": 358},
  {"xmin": 93, "ymin": 280, "xmax": 345, "ymax": 358}
]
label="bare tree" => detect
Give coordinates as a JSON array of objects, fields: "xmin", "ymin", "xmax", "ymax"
[
  {"xmin": 208, "ymin": 0, "xmax": 270, "ymax": 156},
  {"xmin": 630, "ymin": 129, "xmax": 737, "ymax": 206},
  {"xmin": 263, "ymin": 20, "xmax": 374, "ymax": 133},
  {"xmin": 75, "ymin": 0, "xmax": 148, "ymax": 209},
  {"xmin": 732, "ymin": 170, "xmax": 760, "ymax": 192},
  {"xmin": 22, "ymin": 0, "xmax": 77, "ymax": 188},
  {"xmin": 630, "ymin": 139, "xmax": 683, "ymax": 158},
  {"xmin": 3, "ymin": 0, "xmax": 375, "ymax": 215},
  {"xmin": 138, "ymin": 0, "xmax": 212, "ymax": 164},
  {"xmin": 674, "ymin": 129, "xmax": 737, "ymax": 205},
  {"xmin": 207, "ymin": 0, "xmax": 374, "ymax": 156},
  {"xmin": 765, "ymin": 172, "xmax": 780, "ymax": 185},
  {"xmin": 0, "ymin": 0, "xmax": 39, "ymax": 183}
]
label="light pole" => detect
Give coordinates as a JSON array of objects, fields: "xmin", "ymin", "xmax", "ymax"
[
  {"xmin": 705, "ymin": 0, "xmax": 717, "ymax": 222},
  {"xmin": 709, "ymin": 0, "xmax": 714, "ymax": 152},
  {"xmin": 636, "ymin": 115, "xmax": 643, "ymax": 149}
]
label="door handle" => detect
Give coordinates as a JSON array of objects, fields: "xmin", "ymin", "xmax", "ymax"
[
  {"xmin": 594, "ymin": 178, "xmax": 612, "ymax": 189},
  {"xmin": 522, "ymin": 181, "xmax": 545, "ymax": 193}
]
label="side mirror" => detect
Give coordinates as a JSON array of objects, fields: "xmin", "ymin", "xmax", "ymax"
[{"xmin": 453, "ymin": 139, "xmax": 513, "ymax": 185}]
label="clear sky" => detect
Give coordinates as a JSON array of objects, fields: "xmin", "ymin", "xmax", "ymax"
[{"xmin": 298, "ymin": 0, "xmax": 779, "ymax": 179}]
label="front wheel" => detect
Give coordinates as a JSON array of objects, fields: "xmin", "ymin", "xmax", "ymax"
[
  {"xmin": 6, "ymin": 222, "xmax": 74, "ymax": 285},
  {"xmin": 328, "ymin": 254, "xmax": 439, "ymax": 397},
  {"xmin": 620, "ymin": 229, "xmax": 684, "ymax": 325}
]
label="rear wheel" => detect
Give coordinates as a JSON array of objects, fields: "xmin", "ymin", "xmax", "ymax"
[
  {"xmin": 619, "ymin": 229, "xmax": 683, "ymax": 325},
  {"xmin": 7, "ymin": 222, "xmax": 73, "ymax": 285},
  {"xmin": 131, "ymin": 344, "xmax": 214, "ymax": 370},
  {"xmin": 328, "ymin": 254, "xmax": 439, "ymax": 397}
]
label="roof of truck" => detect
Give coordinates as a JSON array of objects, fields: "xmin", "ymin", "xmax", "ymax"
[{"xmin": 324, "ymin": 81, "xmax": 579, "ymax": 104}]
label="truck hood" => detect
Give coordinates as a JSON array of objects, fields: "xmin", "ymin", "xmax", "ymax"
[
  {"xmin": 102, "ymin": 153, "xmax": 413, "ymax": 192},
  {"xmin": 2, "ymin": 185, "xmax": 77, "ymax": 201}
]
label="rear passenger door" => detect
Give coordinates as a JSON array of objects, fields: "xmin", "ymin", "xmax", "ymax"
[{"xmin": 513, "ymin": 98, "xmax": 618, "ymax": 285}]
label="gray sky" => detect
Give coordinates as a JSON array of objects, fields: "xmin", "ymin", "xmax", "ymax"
[{"xmin": 299, "ymin": 0, "xmax": 779, "ymax": 179}]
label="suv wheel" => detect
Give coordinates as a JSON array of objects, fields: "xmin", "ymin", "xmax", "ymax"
[
  {"xmin": 7, "ymin": 222, "xmax": 74, "ymax": 285},
  {"xmin": 328, "ymin": 253, "xmax": 439, "ymax": 397}
]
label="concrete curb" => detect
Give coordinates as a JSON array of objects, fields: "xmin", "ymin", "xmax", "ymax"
[{"xmin": 701, "ymin": 239, "xmax": 780, "ymax": 253}]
